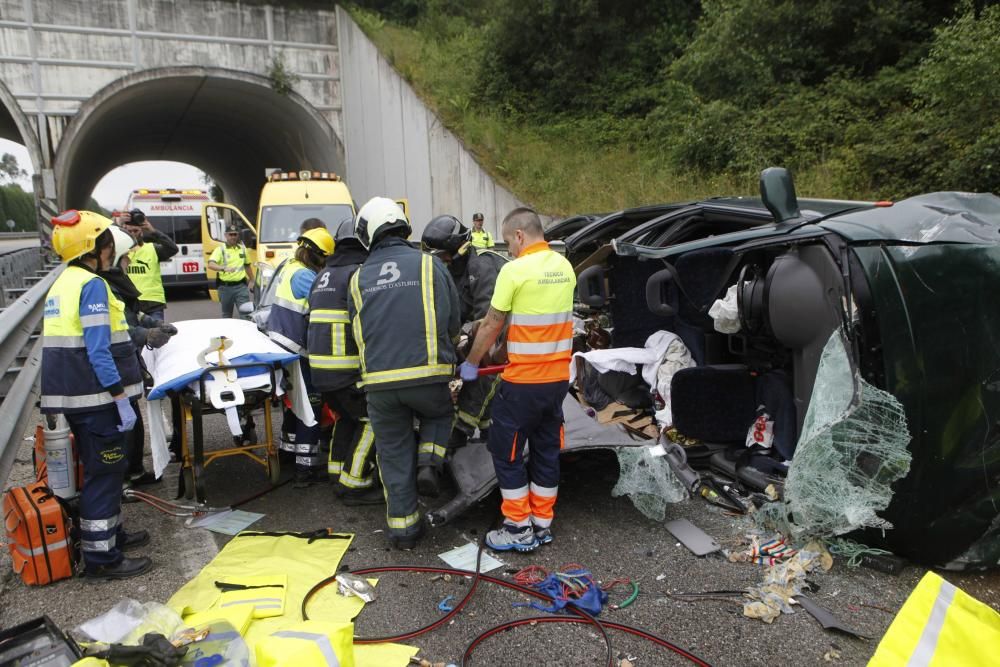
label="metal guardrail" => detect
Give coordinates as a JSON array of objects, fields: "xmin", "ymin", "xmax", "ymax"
[
  {"xmin": 0, "ymin": 264, "xmax": 62, "ymax": 486},
  {"xmin": 0, "ymin": 247, "xmax": 45, "ymax": 308}
]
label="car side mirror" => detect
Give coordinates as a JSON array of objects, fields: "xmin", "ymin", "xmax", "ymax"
[
  {"xmin": 241, "ymin": 228, "xmax": 257, "ymax": 250},
  {"xmin": 646, "ymin": 267, "xmax": 678, "ymax": 317},
  {"xmin": 577, "ymin": 265, "xmax": 608, "ymax": 308}
]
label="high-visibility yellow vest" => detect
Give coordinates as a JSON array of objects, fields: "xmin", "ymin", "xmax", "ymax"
[
  {"xmin": 210, "ymin": 243, "xmax": 248, "ymax": 283},
  {"xmin": 126, "ymin": 242, "xmax": 165, "ymax": 303},
  {"xmin": 868, "ymin": 571, "xmax": 1000, "ymax": 666},
  {"xmin": 41, "ymin": 265, "xmax": 143, "ymax": 412},
  {"xmin": 268, "ymin": 259, "xmax": 310, "ymax": 353},
  {"xmin": 471, "ymin": 229, "xmax": 493, "ymax": 248},
  {"xmin": 255, "ymin": 621, "xmax": 355, "ymax": 667},
  {"xmin": 490, "ymin": 241, "xmax": 575, "ymax": 383}
]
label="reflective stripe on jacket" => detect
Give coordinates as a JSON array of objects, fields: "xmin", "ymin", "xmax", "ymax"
[
  {"xmin": 471, "ymin": 229, "xmax": 493, "ymax": 248},
  {"xmin": 41, "ymin": 265, "xmax": 143, "ymax": 413},
  {"xmin": 490, "ymin": 241, "xmax": 575, "ymax": 383},
  {"xmin": 268, "ymin": 259, "xmax": 310, "ymax": 353},
  {"xmin": 348, "ymin": 237, "xmax": 460, "ymax": 390},
  {"xmin": 210, "ymin": 243, "xmax": 248, "ymax": 283},
  {"xmin": 126, "ymin": 242, "xmax": 165, "ymax": 303},
  {"xmin": 307, "ymin": 250, "xmax": 366, "ymax": 392}
]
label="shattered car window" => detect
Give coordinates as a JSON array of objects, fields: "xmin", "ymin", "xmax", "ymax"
[{"xmin": 761, "ymin": 331, "xmax": 912, "ymax": 539}]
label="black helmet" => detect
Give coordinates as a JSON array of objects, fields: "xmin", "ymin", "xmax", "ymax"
[
  {"xmin": 334, "ymin": 217, "xmax": 362, "ymax": 246},
  {"xmin": 421, "ymin": 215, "xmax": 471, "ymax": 254}
]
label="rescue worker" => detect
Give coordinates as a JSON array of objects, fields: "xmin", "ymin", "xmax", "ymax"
[
  {"xmin": 122, "ymin": 209, "xmax": 178, "ymax": 322},
  {"xmin": 420, "ymin": 215, "xmax": 507, "ymax": 450},
  {"xmin": 102, "ymin": 226, "xmax": 178, "ymax": 486},
  {"xmin": 470, "ymin": 212, "xmax": 494, "ymax": 249},
  {"xmin": 307, "ymin": 219, "xmax": 382, "ymax": 505},
  {"xmin": 348, "ymin": 197, "xmax": 460, "ymax": 549},
  {"xmin": 206, "ymin": 223, "xmax": 255, "ymax": 319},
  {"xmin": 460, "ymin": 207, "xmax": 576, "ymax": 552},
  {"xmin": 267, "ymin": 226, "xmax": 335, "ymax": 487},
  {"xmin": 41, "ymin": 210, "xmax": 151, "ymax": 579}
]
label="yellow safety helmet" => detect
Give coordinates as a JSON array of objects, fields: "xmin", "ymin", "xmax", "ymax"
[
  {"xmin": 51, "ymin": 210, "xmax": 113, "ymax": 263},
  {"xmin": 298, "ymin": 227, "xmax": 334, "ymax": 256}
]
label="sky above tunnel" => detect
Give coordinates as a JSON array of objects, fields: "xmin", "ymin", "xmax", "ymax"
[{"xmin": 0, "ymin": 137, "xmax": 206, "ymax": 211}]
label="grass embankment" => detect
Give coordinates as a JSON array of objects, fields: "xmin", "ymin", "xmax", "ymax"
[{"xmin": 355, "ymin": 15, "xmax": 848, "ymax": 216}]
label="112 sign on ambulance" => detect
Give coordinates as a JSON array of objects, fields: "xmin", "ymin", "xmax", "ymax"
[{"xmin": 125, "ymin": 189, "xmax": 211, "ymax": 288}]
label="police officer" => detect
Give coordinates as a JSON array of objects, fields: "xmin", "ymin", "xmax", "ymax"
[
  {"xmin": 207, "ymin": 224, "xmax": 254, "ymax": 318},
  {"xmin": 348, "ymin": 197, "xmax": 460, "ymax": 549},
  {"xmin": 460, "ymin": 207, "xmax": 576, "ymax": 552},
  {"xmin": 102, "ymin": 226, "xmax": 177, "ymax": 486},
  {"xmin": 122, "ymin": 209, "xmax": 178, "ymax": 322},
  {"xmin": 420, "ymin": 215, "xmax": 507, "ymax": 451},
  {"xmin": 470, "ymin": 212, "xmax": 494, "ymax": 249},
  {"xmin": 267, "ymin": 226, "xmax": 334, "ymax": 487},
  {"xmin": 307, "ymin": 219, "xmax": 382, "ymax": 505},
  {"xmin": 42, "ymin": 210, "xmax": 151, "ymax": 579}
]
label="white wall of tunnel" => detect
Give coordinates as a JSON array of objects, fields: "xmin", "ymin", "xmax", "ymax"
[
  {"xmin": 336, "ymin": 7, "xmax": 525, "ymax": 240},
  {"xmin": 55, "ymin": 67, "xmax": 344, "ymax": 218}
]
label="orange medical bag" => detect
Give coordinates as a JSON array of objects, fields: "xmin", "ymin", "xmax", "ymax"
[{"xmin": 3, "ymin": 482, "xmax": 75, "ymax": 586}]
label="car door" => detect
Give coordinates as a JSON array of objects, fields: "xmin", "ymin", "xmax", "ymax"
[{"xmin": 201, "ymin": 202, "xmax": 258, "ymax": 302}]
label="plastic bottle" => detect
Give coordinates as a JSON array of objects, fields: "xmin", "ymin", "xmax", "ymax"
[{"xmin": 43, "ymin": 415, "xmax": 77, "ymax": 498}]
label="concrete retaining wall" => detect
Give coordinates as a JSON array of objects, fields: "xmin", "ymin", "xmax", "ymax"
[{"xmin": 336, "ymin": 7, "xmax": 524, "ymax": 239}]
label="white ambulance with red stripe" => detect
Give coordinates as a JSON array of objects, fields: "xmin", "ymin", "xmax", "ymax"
[{"xmin": 124, "ymin": 188, "xmax": 211, "ymax": 288}]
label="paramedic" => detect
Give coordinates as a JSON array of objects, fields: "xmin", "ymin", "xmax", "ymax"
[
  {"xmin": 102, "ymin": 226, "xmax": 178, "ymax": 487},
  {"xmin": 207, "ymin": 223, "xmax": 255, "ymax": 319},
  {"xmin": 267, "ymin": 226, "xmax": 335, "ymax": 486},
  {"xmin": 470, "ymin": 212, "xmax": 494, "ymax": 248},
  {"xmin": 420, "ymin": 215, "xmax": 507, "ymax": 450},
  {"xmin": 349, "ymin": 197, "xmax": 460, "ymax": 549},
  {"xmin": 122, "ymin": 209, "xmax": 178, "ymax": 322},
  {"xmin": 460, "ymin": 207, "xmax": 575, "ymax": 552},
  {"xmin": 307, "ymin": 219, "xmax": 382, "ymax": 505},
  {"xmin": 41, "ymin": 210, "xmax": 151, "ymax": 579}
]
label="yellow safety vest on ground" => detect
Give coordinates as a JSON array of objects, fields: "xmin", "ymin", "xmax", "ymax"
[
  {"xmin": 126, "ymin": 242, "xmax": 165, "ymax": 303},
  {"xmin": 868, "ymin": 571, "xmax": 1000, "ymax": 666},
  {"xmin": 256, "ymin": 620, "xmax": 355, "ymax": 667}
]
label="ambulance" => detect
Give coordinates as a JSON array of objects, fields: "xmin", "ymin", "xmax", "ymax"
[
  {"xmin": 201, "ymin": 170, "xmax": 358, "ymax": 300},
  {"xmin": 125, "ymin": 188, "xmax": 212, "ymax": 288}
]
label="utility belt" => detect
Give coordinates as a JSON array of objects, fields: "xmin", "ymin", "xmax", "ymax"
[{"xmin": 216, "ymin": 277, "xmax": 248, "ymax": 287}]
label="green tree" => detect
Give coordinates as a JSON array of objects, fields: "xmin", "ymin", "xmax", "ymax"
[{"xmin": 0, "ymin": 152, "xmax": 27, "ymax": 184}]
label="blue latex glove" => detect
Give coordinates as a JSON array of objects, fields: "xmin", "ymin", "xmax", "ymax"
[
  {"xmin": 458, "ymin": 361, "xmax": 480, "ymax": 382},
  {"xmin": 115, "ymin": 397, "xmax": 137, "ymax": 432}
]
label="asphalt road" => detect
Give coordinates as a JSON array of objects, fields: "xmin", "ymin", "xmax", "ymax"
[
  {"xmin": 1, "ymin": 287, "xmax": 998, "ymax": 666},
  {"xmin": 0, "ymin": 236, "xmax": 40, "ymax": 252}
]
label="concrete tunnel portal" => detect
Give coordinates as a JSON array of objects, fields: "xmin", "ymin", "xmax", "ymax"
[{"xmin": 55, "ymin": 67, "xmax": 345, "ymax": 217}]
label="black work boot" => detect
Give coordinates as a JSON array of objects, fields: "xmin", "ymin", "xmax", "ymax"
[
  {"xmin": 85, "ymin": 556, "xmax": 153, "ymax": 580},
  {"xmin": 341, "ymin": 487, "xmax": 385, "ymax": 506},
  {"xmin": 121, "ymin": 530, "xmax": 150, "ymax": 551},
  {"xmin": 389, "ymin": 522, "xmax": 425, "ymax": 551},
  {"xmin": 416, "ymin": 466, "xmax": 440, "ymax": 498}
]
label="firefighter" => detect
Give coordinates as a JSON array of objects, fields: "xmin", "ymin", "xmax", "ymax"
[
  {"xmin": 460, "ymin": 207, "xmax": 576, "ymax": 552},
  {"xmin": 307, "ymin": 219, "xmax": 382, "ymax": 505},
  {"xmin": 348, "ymin": 197, "xmax": 460, "ymax": 549},
  {"xmin": 420, "ymin": 215, "xmax": 507, "ymax": 451},
  {"xmin": 121, "ymin": 208, "xmax": 178, "ymax": 322},
  {"xmin": 102, "ymin": 226, "xmax": 177, "ymax": 486},
  {"xmin": 267, "ymin": 226, "xmax": 334, "ymax": 487},
  {"xmin": 41, "ymin": 210, "xmax": 151, "ymax": 579}
]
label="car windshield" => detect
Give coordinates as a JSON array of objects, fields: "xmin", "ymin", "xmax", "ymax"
[{"xmin": 259, "ymin": 204, "xmax": 354, "ymax": 242}]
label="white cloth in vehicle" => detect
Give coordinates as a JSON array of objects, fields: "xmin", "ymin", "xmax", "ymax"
[
  {"xmin": 708, "ymin": 284, "xmax": 742, "ymax": 334},
  {"xmin": 141, "ymin": 319, "xmax": 315, "ymax": 478},
  {"xmin": 570, "ymin": 331, "xmax": 695, "ymax": 425}
]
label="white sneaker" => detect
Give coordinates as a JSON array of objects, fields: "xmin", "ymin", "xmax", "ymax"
[{"xmin": 485, "ymin": 522, "xmax": 539, "ymax": 552}]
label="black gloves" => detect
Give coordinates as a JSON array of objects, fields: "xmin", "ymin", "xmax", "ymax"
[
  {"xmin": 96, "ymin": 633, "xmax": 187, "ymax": 667},
  {"xmin": 145, "ymin": 323, "xmax": 179, "ymax": 349}
]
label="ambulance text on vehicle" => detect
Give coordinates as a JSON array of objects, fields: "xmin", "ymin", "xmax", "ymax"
[{"xmin": 127, "ymin": 189, "xmax": 211, "ymax": 288}]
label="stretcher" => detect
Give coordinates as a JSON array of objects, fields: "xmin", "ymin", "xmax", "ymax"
[{"xmin": 142, "ymin": 319, "xmax": 316, "ymax": 504}]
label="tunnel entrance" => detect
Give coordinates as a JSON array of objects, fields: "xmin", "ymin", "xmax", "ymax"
[{"xmin": 56, "ymin": 67, "xmax": 345, "ymax": 218}]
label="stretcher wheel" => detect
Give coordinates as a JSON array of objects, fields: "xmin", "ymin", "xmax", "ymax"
[
  {"xmin": 182, "ymin": 467, "xmax": 194, "ymax": 501},
  {"xmin": 267, "ymin": 452, "xmax": 281, "ymax": 485}
]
